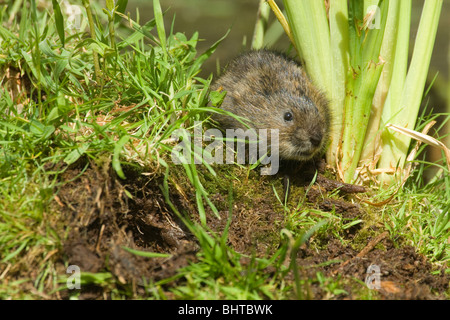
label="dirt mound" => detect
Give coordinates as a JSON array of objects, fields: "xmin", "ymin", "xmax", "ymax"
[{"xmin": 53, "ymin": 160, "xmax": 449, "ymax": 299}]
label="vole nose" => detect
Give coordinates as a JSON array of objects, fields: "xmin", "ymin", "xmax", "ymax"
[{"xmin": 310, "ymin": 132, "xmax": 323, "ymax": 147}]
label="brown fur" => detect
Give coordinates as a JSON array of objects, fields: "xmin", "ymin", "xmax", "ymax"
[{"xmin": 212, "ymin": 49, "xmax": 330, "ymax": 161}]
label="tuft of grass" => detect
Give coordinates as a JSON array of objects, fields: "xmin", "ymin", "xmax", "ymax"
[{"xmin": 0, "ymin": 0, "xmax": 226, "ymax": 298}]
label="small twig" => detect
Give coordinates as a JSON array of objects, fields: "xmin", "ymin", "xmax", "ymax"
[
  {"xmin": 357, "ymin": 121, "xmax": 439, "ymax": 207},
  {"xmin": 0, "ymin": 263, "xmax": 11, "ymax": 280},
  {"xmin": 331, "ymin": 231, "xmax": 388, "ymax": 276},
  {"xmin": 316, "ymin": 174, "xmax": 366, "ymax": 194},
  {"xmin": 95, "ymin": 224, "xmax": 106, "ymax": 254},
  {"xmin": 386, "ymin": 121, "xmax": 450, "ymax": 173}
]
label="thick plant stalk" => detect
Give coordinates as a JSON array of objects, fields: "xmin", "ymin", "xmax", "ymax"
[
  {"xmin": 269, "ymin": 0, "xmax": 443, "ymax": 185},
  {"xmin": 340, "ymin": 0, "xmax": 388, "ymax": 183},
  {"xmin": 377, "ymin": 0, "xmax": 443, "ymax": 181},
  {"xmin": 327, "ymin": 0, "xmax": 349, "ymax": 166},
  {"xmin": 282, "ymin": 0, "xmax": 331, "ymax": 97},
  {"xmin": 360, "ymin": 0, "xmax": 405, "ymax": 167},
  {"xmin": 341, "ymin": 62, "xmax": 385, "ymax": 182}
]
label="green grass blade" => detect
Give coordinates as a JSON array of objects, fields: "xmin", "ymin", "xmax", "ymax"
[
  {"xmin": 122, "ymin": 246, "xmax": 172, "ymax": 258},
  {"xmin": 251, "ymin": 0, "xmax": 270, "ymax": 50},
  {"xmin": 113, "ymin": 135, "xmax": 130, "ymax": 179},
  {"xmin": 153, "ymin": 0, "xmax": 167, "ymax": 58},
  {"xmin": 51, "ymin": 0, "xmax": 65, "ymax": 47},
  {"xmin": 361, "ymin": 0, "xmax": 409, "ymax": 164},
  {"xmin": 114, "ymin": 0, "xmax": 128, "ymax": 24}
]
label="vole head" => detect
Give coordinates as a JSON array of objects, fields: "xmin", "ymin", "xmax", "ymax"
[
  {"xmin": 212, "ymin": 49, "xmax": 330, "ymax": 162},
  {"xmin": 250, "ymin": 90, "xmax": 329, "ymax": 161}
]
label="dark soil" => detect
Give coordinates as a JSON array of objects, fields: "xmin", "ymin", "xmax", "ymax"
[{"xmin": 53, "ymin": 159, "xmax": 449, "ymax": 300}]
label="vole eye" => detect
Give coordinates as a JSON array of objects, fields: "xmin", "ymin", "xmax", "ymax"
[{"xmin": 284, "ymin": 111, "xmax": 293, "ymax": 122}]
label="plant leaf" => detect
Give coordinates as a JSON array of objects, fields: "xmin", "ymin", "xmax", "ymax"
[{"xmin": 51, "ymin": 0, "xmax": 65, "ymax": 47}]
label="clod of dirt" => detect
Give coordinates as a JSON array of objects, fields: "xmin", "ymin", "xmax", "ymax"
[
  {"xmin": 306, "ymin": 185, "xmax": 364, "ymax": 225},
  {"xmin": 296, "ymin": 239, "xmax": 449, "ymax": 300},
  {"xmin": 64, "ymin": 242, "xmax": 102, "ymax": 273},
  {"xmin": 55, "ymin": 161, "xmax": 199, "ymax": 298}
]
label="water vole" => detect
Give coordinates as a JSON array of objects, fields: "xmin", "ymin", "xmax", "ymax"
[{"xmin": 212, "ymin": 50, "xmax": 330, "ymax": 162}]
